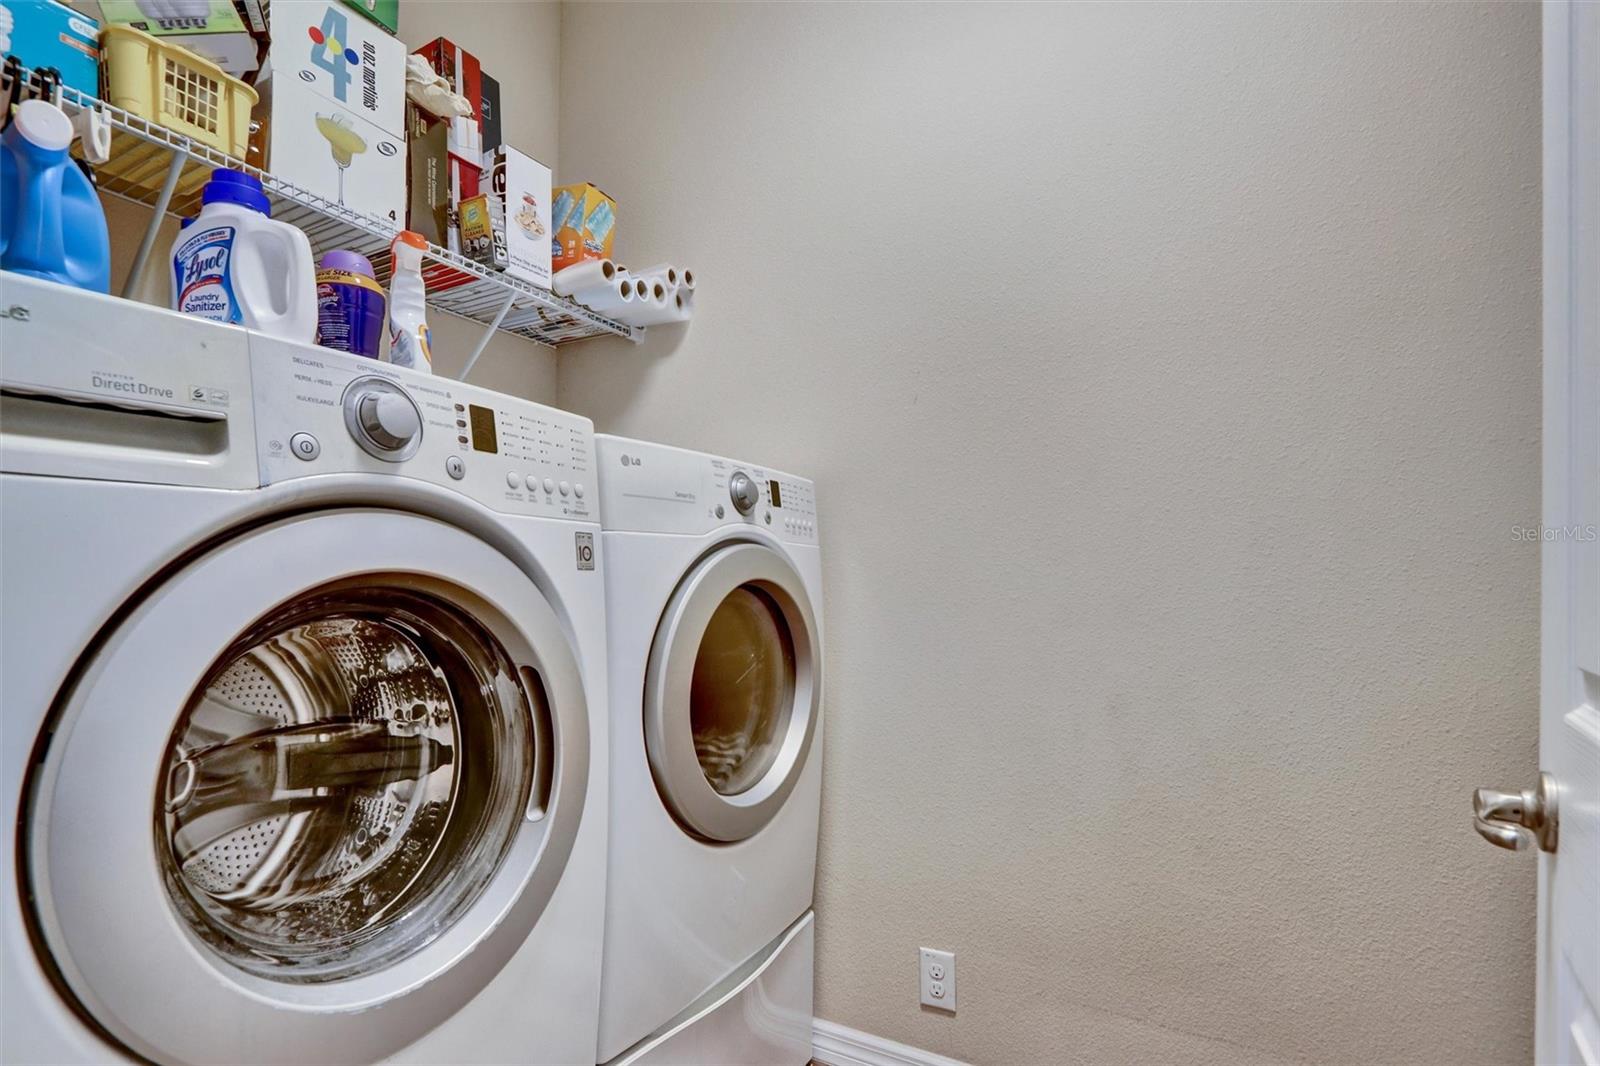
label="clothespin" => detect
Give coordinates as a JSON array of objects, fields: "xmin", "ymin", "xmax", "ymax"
[{"xmin": 71, "ymin": 107, "xmax": 111, "ymax": 164}]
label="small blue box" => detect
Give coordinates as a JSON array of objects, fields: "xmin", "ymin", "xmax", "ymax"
[{"xmin": 1, "ymin": 0, "xmax": 102, "ymax": 98}]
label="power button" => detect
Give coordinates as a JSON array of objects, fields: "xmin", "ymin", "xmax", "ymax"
[{"xmin": 289, "ymin": 433, "xmax": 320, "ymax": 461}]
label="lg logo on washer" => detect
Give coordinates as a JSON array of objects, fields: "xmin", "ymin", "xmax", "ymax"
[{"xmin": 619, "ymin": 453, "xmax": 642, "ymax": 467}]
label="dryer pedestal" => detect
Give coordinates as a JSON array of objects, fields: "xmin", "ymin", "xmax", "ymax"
[{"xmin": 609, "ymin": 912, "xmax": 814, "ymax": 1066}]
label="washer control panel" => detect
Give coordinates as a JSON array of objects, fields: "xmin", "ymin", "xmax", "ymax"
[
  {"xmin": 595, "ymin": 435, "xmax": 817, "ymax": 543},
  {"xmin": 251, "ymin": 339, "xmax": 595, "ymax": 520}
]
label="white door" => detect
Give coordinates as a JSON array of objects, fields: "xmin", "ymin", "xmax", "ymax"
[
  {"xmin": 1475, "ymin": 4, "xmax": 1600, "ymax": 1062},
  {"xmin": 1540, "ymin": 2, "xmax": 1600, "ymax": 1059}
]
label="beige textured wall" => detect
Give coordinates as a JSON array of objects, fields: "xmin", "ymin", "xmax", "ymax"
[
  {"xmin": 100, "ymin": 0, "xmax": 562, "ymax": 400},
  {"xmin": 555, "ymin": 4, "xmax": 1543, "ymax": 1064}
]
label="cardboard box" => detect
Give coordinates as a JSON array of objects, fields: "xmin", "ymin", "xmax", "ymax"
[
  {"xmin": 4, "ymin": 1, "xmax": 100, "ymax": 97},
  {"xmin": 552, "ymin": 183, "xmax": 616, "ymax": 273},
  {"xmin": 98, "ymin": 0, "xmax": 244, "ymax": 31},
  {"xmin": 485, "ymin": 147, "xmax": 552, "ymax": 289},
  {"xmin": 459, "ymin": 194, "xmax": 507, "ymax": 272},
  {"xmin": 479, "ymin": 73, "xmax": 502, "ymax": 160},
  {"xmin": 413, "ymin": 38, "xmax": 483, "ymax": 204},
  {"xmin": 406, "ymin": 105, "xmax": 450, "ymax": 245},
  {"xmin": 273, "ymin": 2, "xmax": 406, "ymax": 130},
  {"xmin": 341, "ymin": 0, "xmax": 399, "ymax": 35},
  {"xmin": 264, "ymin": 2, "xmax": 407, "ymax": 225},
  {"xmin": 238, "ymin": 0, "xmax": 268, "ymax": 34},
  {"xmin": 96, "ymin": 1, "xmax": 258, "ymax": 75}
]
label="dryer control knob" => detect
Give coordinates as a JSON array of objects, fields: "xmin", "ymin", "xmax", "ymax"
[
  {"xmin": 344, "ymin": 378, "xmax": 423, "ymax": 461},
  {"xmin": 729, "ymin": 470, "xmax": 760, "ymax": 515}
]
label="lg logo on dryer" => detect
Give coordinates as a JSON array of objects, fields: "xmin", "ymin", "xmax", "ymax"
[{"xmin": 575, "ymin": 532, "xmax": 595, "ymax": 571}]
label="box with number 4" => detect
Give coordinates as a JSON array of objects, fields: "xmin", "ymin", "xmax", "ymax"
[{"xmin": 260, "ymin": 2, "xmax": 407, "ymax": 226}]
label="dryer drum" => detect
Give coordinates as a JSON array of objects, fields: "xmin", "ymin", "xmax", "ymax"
[
  {"xmin": 155, "ymin": 584, "xmax": 535, "ymax": 984},
  {"xmin": 688, "ymin": 584, "xmax": 796, "ymax": 796}
]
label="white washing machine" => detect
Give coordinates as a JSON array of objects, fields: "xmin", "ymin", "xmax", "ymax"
[
  {"xmin": 1, "ymin": 273, "xmax": 609, "ymax": 1065},
  {"xmin": 593, "ymin": 435, "xmax": 823, "ymax": 1065}
]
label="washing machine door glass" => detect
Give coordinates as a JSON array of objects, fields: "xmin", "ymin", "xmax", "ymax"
[
  {"xmin": 159, "ymin": 586, "xmax": 533, "ymax": 983},
  {"xmin": 26, "ymin": 510, "xmax": 591, "ymax": 1065},
  {"xmin": 646, "ymin": 542, "xmax": 820, "ymax": 842}
]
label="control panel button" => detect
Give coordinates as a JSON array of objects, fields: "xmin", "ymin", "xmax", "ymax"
[
  {"xmin": 506, "ymin": 472, "xmax": 521, "ymax": 489},
  {"xmin": 574, "ymin": 483, "xmax": 585, "ymax": 498},
  {"xmin": 525, "ymin": 473, "xmax": 540, "ymax": 491},
  {"xmin": 559, "ymin": 481, "xmax": 570, "ymax": 497},
  {"xmin": 543, "ymin": 478, "xmax": 555, "ymax": 494},
  {"xmin": 289, "ymin": 432, "xmax": 320, "ymax": 461},
  {"xmin": 445, "ymin": 456, "xmax": 465, "ymax": 480}
]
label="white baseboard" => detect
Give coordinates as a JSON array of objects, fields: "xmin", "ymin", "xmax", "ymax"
[{"xmin": 811, "ymin": 1019, "xmax": 970, "ymax": 1066}]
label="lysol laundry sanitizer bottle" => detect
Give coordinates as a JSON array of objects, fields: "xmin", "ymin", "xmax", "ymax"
[
  {"xmin": 171, "ymin": 169, "xmax": 316, "ymax": 342},
  {"xmin": 386, "ymin": 231, "xmax": 433, "ymax": 374}
]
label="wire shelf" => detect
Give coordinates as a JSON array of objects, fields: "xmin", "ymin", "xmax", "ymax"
[{"xmin": 18, "ymin": 66, "xmax": 637, "ymax": 349}]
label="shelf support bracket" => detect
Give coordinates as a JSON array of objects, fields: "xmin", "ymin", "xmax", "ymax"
[
  {"xmin": 122, "ymin": 144, "xmax": 189, "ymax": 300},
  {"xmin": 461, "ymin": 290, "xmax": 517, "ymax": 380}
]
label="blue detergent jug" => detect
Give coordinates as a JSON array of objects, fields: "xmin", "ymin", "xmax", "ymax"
[{"xmin": 1, "ymin": 100, "xmax": 111, "ymax": 293}]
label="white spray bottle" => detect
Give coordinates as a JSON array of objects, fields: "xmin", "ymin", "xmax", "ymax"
[{"xmin": 387, "ymin": 231, "xmax": 432, "ymax": 373}]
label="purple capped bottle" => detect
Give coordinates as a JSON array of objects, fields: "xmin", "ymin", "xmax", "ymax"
[{"xmin": 315, "ymin": 250, "xmax": 387, "ymax": 359}]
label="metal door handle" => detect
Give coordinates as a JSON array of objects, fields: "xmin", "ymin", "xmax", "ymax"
[{"xmin": 1472, "ymin": 772, "xmax": 1558, "ymax": 853}]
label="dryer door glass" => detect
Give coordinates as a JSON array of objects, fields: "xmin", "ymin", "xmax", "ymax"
[
  {"xmin": 645, "ymin": 542, "xmax": 820, "ymax": 842},
  {"xmin": 690, "ymin": 585, "xmax": 796, "ymax": 795},
  {"xmin": 156, "ymin": 584, "xmax": 534, "ymax": 983}
]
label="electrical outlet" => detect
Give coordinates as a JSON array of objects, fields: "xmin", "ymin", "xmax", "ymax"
[{"xmin": 919, "ymin": 947, "xmax": 956, "ymax": 1012}]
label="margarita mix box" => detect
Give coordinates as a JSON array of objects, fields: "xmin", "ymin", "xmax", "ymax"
[{"xmin": 261, "ymin": 2, "xmax": 406, "ymax": 227}]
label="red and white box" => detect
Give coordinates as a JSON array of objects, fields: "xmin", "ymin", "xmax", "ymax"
[{"xmin": 413, "ymin": 37, "xmax": 484, "ymax": 250}]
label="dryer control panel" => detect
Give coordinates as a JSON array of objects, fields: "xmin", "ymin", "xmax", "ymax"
[
  {"xmin": 251, "ymin": 338, "xmax": 596, "ymax": 521},
  {"xmin": 595, "ymin": 435, "xmax": 817, "ymax": 543}
]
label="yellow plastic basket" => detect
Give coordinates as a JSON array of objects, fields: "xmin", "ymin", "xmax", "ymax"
[{"xmin": 100, "ymin": 25, "xmax": 256, "ymax": 158}]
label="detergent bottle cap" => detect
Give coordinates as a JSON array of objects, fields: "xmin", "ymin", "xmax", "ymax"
[
  {"xmin": 318, "ymin": 249, "xmax": 376, "ymax": 278},
  {"xmin": 11, "ymin": 100, "xmax": 73, "ymax": 152},
  {"xmin": 201, "ymin": 168, "xmax": 271, "ymax": 215}
]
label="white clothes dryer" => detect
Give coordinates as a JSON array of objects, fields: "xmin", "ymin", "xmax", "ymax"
[{"xmin": 594, "ymin": 435, "xmax": 823, "ymax": 1065}]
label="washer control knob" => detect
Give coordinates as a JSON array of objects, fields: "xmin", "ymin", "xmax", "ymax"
[
  {"xmin": 729, "ymin": 471, "xmax": 760, "ymax": 515},
  {"xmin": 359, "ymin": 392, "xmax": 420, "ymax": 450},
  {"xmin": 344, "ymin": 378, "xmax": 423, "ymax": 461}
]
